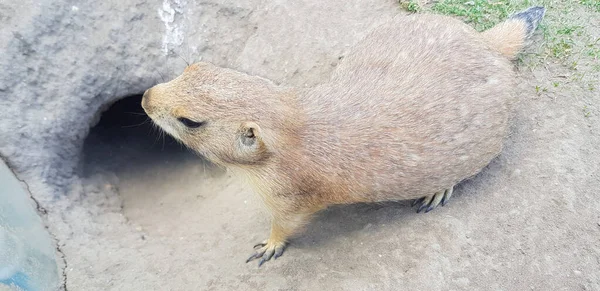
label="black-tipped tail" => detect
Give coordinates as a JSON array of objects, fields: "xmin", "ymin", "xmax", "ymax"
[
  {"xmin": 481, "ymin": 6, "xmax": 546, "ymax": 59},
  {"xmin": 509, "ymin": 6, "xmax": 546, "ymax": 37}
]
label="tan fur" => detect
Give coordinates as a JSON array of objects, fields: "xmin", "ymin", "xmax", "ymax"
[
  {"xmin": 481, "ymin": 19, "xmax": 528, "ymax": 59},
  {"xmin": 142, "ymin": 13, "xmax": 534, "ymax": 259}
]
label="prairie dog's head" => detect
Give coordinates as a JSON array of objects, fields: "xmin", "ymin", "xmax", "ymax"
[{"xmin": 142, "ymin": 62, "xmax": 291, "ymax": 166}]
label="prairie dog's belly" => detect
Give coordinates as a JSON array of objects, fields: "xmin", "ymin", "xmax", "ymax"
[{"xmin": 302, "ymin": 14, "xmax": 515, "ymax": 202}]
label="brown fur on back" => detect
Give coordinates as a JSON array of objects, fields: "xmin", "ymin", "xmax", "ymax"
[{"xmin": 269, "ymin": 14, "xmax": 516, "ymax": 206}]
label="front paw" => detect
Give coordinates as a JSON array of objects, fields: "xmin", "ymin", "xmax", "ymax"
[{"xmin": 246, "ymin": 239, "xmax": 287, "ymax": 267}]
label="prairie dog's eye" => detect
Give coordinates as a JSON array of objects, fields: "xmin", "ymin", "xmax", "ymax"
[{"xmin": 177, "ymin": 117, "xmax": 205, "ymax": 128}]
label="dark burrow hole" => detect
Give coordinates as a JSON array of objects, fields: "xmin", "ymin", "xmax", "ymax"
[{"xmin": 82, "ymin": 94, "xmax": 201, "ymax": 176}]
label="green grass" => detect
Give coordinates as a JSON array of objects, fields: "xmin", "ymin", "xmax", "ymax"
[
  {"xmin": 580, "ymin": 0, "xmax": 600, "ymax": 12},
  {"xmin": 428, "ymin": 0, "xmax": 533, "ymax": 31},
  {"xmin": 588, "ymin": 83, "xmax": 596, "ymax": 91},
  {"xmin": 556, "ymin": 25, "xmax": 583, "ymax": 36},
  {"xmin": 583, "ymin": 105, "xmax": 591, "ymax": 117},
  {"xmin": 535, "ymin": 85, "xmax": 548, "ymax": 94},
  {"xmin": 550, "ymin": 39, "xmax": 574, "ymax": 59},
  {"xmin": 400, "ymin": 0, "xmax": 421, "ymax": 13},
  {"xmin": 586, "ymin": 38, "xmax": 600, "ymax": 58}
]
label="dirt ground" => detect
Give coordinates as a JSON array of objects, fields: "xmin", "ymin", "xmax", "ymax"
[{"xmin": 71, "ymin": 4, "xmax": 600, "ymax": 291}]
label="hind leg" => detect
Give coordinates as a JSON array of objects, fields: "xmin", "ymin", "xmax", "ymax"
[{"xmin": 412, "ymin": 186, "xmax": 454, "ymax": 213}]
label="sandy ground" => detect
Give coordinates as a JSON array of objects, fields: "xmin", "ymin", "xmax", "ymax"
[{"xmin": 73, "ymin": 7, "xmax": 600, "ymax": 291}]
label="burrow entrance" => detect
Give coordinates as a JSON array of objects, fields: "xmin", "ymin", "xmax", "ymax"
[
  {"xmin": 81, "ymin": 94, "xmax": 233, "ymax": 236},
  {"xmin": 82, "ymin": 94, "xmax": 196, "ymax": 176}
]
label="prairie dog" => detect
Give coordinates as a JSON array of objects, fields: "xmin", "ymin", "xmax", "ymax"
[{"xmin": 142, "ymin": 7, "xmax": 545, "ymax": 266}]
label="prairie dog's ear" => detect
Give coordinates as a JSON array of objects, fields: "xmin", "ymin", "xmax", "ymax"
[
  {"xmin": 239, "ymin": 121, "xmax": 261, "ymax": 146},
  {"xmin": 232, "ymin": 121, "xmax": 271, "ymax": 165}
]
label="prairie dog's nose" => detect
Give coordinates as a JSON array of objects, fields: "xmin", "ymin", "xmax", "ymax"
[{"xmin": 141, "ymin": 88, "xmax": 153, "ymax": 114}]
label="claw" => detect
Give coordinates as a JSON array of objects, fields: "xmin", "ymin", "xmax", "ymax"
[
  {"xmin": 417, "ymin": 195, "xmax": 433, "ymax": 213},
  {"xmin": 411, "ymin": 197, "xmax": 425, "ymax": 207},
  {"xmin": 441, "ymin": 187, "xmax": 453, "ymax": 206},
  {"xmin": 273, "ymin": 246, "xmax": 285, "ymax": 259},
  {"xmin": 263, "ymin": 247, "xmax": 275, "ymax": 261},
  {"xmin": 425, "ymin": 205, "xmax": 435, "ymax": 213},
  {"xmin": 246, "ymin": 250, "xmax": 264, "ymax": 263},
  {"xmin": 253, "ymin": 242, "xmax": 266, "ymax": 249},
  {"xmin": 426, "ymin": 191, "xmax": 445, "ymax": 212},
  {"xmin": 258, "ymin": 258, "xmax": 267, "ymax": 267},
  {"xmin": 257, "ymin": 248, "xmax": 275, "ymax": 267},
  {"xmin": 415, "ymin": 186, "xmax": 454, "ymax": 213},
  {"xmin": 247, "ymin": 240, "xmax": 287, "ymax": 266}
]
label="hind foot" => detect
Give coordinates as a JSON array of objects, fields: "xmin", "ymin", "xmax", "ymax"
[{"xmin": 412, "ymin": 187, "xmax": 454, "ymax": 213}]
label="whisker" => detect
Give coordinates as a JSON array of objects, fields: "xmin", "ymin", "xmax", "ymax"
[
  {"xmin": 178, "ymin": 54, "xmax": 190, "ymax": 67},
  {"xmin": 121, "ymin": 118, "xmax": 150, "ymax": 128},
  {"xmin": 166, "ymin": 52, "xmax": 173, "ymax": 78},
  {"xmin": 125, "ymin": 111, "xmax": 148, "ymax": 116},
  {"xmin": 152, "ymin": 125, "xmax": 162, "ymax": 147},
  {"xmin": 155, "ymin": 69, "xmax": 165, "ymax": 83}
]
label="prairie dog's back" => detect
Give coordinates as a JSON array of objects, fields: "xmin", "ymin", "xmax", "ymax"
[{"xmin": 297, "ymin": 14, "xmax": 516, "ymax": 202}]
